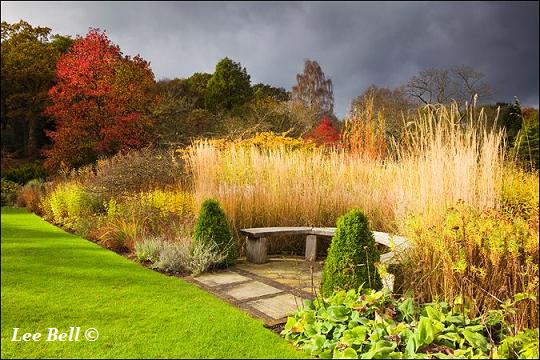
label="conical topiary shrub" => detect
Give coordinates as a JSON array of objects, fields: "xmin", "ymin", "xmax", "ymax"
[
  {"xmin": 321, "ymin": 209, "xmax": 382, "ymax": 297},
  {"xmin": 193, "ymin": 199, "xmax": 237, "ymax": 267}
]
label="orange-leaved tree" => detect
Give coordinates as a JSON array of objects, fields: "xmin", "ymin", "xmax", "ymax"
[{"xmin": 44, "ymin": 29, "xmax": 157, "ymax": 171}]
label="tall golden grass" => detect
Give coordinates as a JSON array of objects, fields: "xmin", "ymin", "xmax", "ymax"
[
  {"xmin": 187, "ymin": 102, "xmax": 538, "ymax": 327},
  {"xmin": 188, "ymin": 103, "xmax": 506, "ymax": 235},
  {"xmin": 342, "ymin": 95, "xmax": 387, "ymax": 159}
]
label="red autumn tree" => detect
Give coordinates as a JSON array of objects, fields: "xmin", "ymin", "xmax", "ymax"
[
  {"xmin": 305, "ymin": 116, "xmax": 341, "ymax": 145},
  {"xmin": 44, "ymin": 29, "xmax": 157, "ymax": 170}
]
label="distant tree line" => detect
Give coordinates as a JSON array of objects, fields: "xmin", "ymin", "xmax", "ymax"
[{"xmin": 1, "ymin": 20, "xmax": 537, "ymax": 173}]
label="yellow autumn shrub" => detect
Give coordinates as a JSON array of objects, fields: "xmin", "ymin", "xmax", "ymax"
[{"xmin": 401, "ymin": 203, "xmax": 539, "ymax": 330}]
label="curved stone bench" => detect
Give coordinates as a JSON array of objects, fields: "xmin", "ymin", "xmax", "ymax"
[{"xmin": 240, "ymin": 227, "xmax": 409, "ymax": 264}]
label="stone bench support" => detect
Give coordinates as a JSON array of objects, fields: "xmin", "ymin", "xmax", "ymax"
[
  {"xmin": 305, "ymin": 234, "xmax": 317, "ymax": 261},
  {"xmin": 246, "ymin": 237, "xmax": 268, "ymax": 264}
]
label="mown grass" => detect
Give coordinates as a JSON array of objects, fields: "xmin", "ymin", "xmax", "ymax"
[{"xmin": 0, "ymin": 207, "xmax": 305, "ymax": 359}]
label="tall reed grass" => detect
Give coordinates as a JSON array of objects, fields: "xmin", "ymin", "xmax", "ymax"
[
  {"xmin": 188, "ymin": 103, "xmax": 506, "ymax": 235},
  {"xmin": 187, "ymin": 102, "xmax": 538, "ymax": 328}
]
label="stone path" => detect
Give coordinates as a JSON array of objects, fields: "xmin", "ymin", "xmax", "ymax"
[
  {"xmin": 188, "ymin": 257, "xmax": 394, "ymax": 326},
  {"xmin": 188, "ymin": 263, "xmax": 312, "ymax": 326}
]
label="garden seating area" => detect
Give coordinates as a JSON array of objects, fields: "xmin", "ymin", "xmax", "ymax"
[{"xmin": 241, "ymin": 226, "xmax": 409, "ymax": 264}]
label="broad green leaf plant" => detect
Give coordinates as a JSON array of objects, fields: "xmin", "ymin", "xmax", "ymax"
[{"xmin": 282, "ymin": 285, "xmax": 539, "ymax": 359}]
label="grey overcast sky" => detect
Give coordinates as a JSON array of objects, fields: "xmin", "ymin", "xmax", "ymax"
[{"xmin": 1, "ymin": 1, "xmax": 538, "ymax": 117}]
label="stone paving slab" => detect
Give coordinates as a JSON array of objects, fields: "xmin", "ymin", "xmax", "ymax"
[
  {"xmin": 188, "ymin": 257, "xmax": 397, "ymax": 326},
  {"xmin": 195, "ymin": 271, "xmax": 250, "ymax": 287},
  {"xmin": 224, "ymin": 280, "xmax": 282, "ymax": 300},
  {"xmin": 247, "ymin": 293, "xmax": 303, "ymax": 320},
  {"xmin": 235, "ymin": 258, "xmax": 323, "ymax": 297}
]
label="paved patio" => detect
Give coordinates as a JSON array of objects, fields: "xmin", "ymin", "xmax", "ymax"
[{"xmin": 188, "ymin": 256, "xmax": 394, "ymax": 326}]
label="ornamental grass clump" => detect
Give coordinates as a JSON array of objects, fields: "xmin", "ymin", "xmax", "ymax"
[
  {"xmin": 16, "ymin": 179, "xmax": 46, "ymax": 215},
  {"xmin": 188, "ymin": 102, "xmax": 507, "ymax": 236},
  {"xmin": 321, "ymin": 209, "xmax": 382, "ymax": 297},
  {"xmin": 193, "ymin": 199, "xmax": 237, "ymax": 267}
]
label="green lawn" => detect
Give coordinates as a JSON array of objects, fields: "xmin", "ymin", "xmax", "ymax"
[{"xmin": 1, "ymin": 208, "xmax": 304, "ymax": 358}]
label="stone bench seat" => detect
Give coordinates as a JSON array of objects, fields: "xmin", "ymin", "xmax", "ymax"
[{"xmin": 240, "ymin": 227, "xmax": 409, "ymax": 264}]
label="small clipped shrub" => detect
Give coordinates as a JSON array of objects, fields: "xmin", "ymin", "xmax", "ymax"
[
  {"xmin": 1, "ymin": 179, "xmax": 20, "ymax": 206},
  {"xmin": 193, "ymin": 199, "xmax": 237, "ymax": 267},
  {"xmin": 1, "ymin": 161, "xmax": 47, "ymax": 185},
  {"xmin": 321, "ymin": 209, "xmax": 382, "ymax": 297}
]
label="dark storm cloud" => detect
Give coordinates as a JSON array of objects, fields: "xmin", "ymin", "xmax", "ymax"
[{"xmin": 2, "ymin": 1, "xmax": 538, "ymax": 116}]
